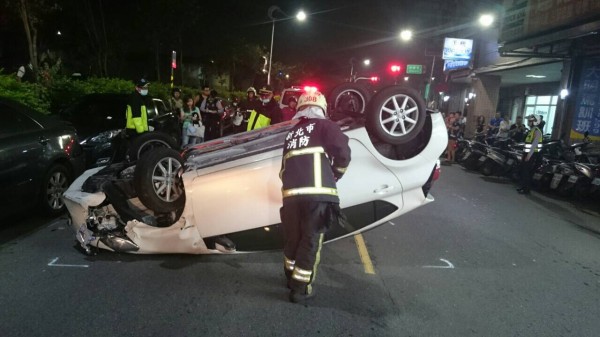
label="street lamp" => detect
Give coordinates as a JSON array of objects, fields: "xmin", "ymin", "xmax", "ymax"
[
  {"xmin": 479, "ymin": 14, "xmax": 494, "ymax": 27},
  {"xmin": 267, "ymin": 6, "xmax": 306, "ymax": 86},
  {"xmin": 363, "ymin": 59, "xmax": 371, "ymax": 66},
  {"xmin": 400, "ymin": 29, "xmax": 412, "ymax": 41}
]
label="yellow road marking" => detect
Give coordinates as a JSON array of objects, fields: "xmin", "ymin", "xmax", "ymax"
[{"xmin": 354, "ymin": 234, "xmax": 375, "ymax": 274}]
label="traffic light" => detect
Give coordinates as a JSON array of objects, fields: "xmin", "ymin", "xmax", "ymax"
[{"xmin": 390, "ymin": 64, "xmax": 402, "ymax": 73}]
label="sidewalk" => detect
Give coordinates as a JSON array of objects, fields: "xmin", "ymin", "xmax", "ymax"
[{"xmin": 445, "ymin": 160, "xmax": 600, "ymax": 235}]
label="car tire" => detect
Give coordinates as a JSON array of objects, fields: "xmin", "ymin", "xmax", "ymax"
[
  {"xmin": 329, "ymin": 83, "xmax": 372, "ymax": 118},
  {"xmin": 134, "ymin": 148, "xmax": 186, "ymax": 213},
  {"xmin": 365, "ymin": 86, "xmax": 426, "ymax": 145},
  {"xmin": 39, "ymin": 163, "xmax": 72, "ymax": 216},
  {"xmin": 127, "ymin": 132, "xmax": 178, "ymax": 162}
]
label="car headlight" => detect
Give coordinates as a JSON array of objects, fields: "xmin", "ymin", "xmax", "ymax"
[{"xmin": 82, "ymin": 129, "xmax": 122, "ymax": 144}]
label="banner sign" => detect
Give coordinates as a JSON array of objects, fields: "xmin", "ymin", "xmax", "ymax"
[
  {"xmin": 442, "ymin": 38, "xmax": 473, "ymax": 61},
  {"xmin": 443, "ymin": 60, "xmax": 470, "ymax": 71},
  {"xmin": 572, "ymin": 58, "xmax": 600, "ymax": 137}
]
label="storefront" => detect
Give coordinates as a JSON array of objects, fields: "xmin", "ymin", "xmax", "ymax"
[{"xmin": 446, "ymin": 0, "xmax": 600, "ymax": 143}]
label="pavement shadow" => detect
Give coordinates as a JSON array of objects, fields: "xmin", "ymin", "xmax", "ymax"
[{"xmin": 479, "ymin": 176, "xmax": 513, "ymax": 184}]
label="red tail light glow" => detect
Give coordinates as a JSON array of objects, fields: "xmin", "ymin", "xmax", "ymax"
[{"xmin": 303, "ymin": 86, "xmax": 318, "ymax": 93}]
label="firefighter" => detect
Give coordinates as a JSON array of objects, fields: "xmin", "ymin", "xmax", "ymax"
[
  {"xmin": 240, "ymin": 87, "xmax": 261, "ymax": 112},
  {"xmin": 517, "ymin": 114, "xmax": 543, "ymax": 195},
  {"xmin": 125, "ymin": 78, "xmax": 150, "ymax": 139},
  {"xmin": 279, "ymin": 89, "xmax": 351, "ymax": 303}
]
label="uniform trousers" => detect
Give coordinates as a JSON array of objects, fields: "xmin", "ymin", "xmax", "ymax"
[{"xmin": 281, "ymin": 200, "xmax": 331, "ymax": 294}]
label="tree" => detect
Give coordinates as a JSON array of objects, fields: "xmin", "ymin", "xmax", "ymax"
[
  {"xmin": 76, "ymin": 0, "xmax": 110, "ymax": 76},
  {"xmin": 5, "ymin": 0, "xmax": 60, "ymax": 75}
]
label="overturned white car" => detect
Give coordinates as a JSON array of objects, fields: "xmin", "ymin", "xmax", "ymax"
[{"xmin": 64, "ymin": 86, "xmax": 447, "ymax": 255}]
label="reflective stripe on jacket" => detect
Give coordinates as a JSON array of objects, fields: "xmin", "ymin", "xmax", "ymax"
[
  {"xmin": 280, "ymin": 118, "xmax": 351, "ymax": 204},
  {"xmin": 524, "ymin": 127, "xmax": 543, "ymax": 153},
  {"xmin": 247, "ymin": 110, "xmax": 271, "ymax": 131},
  {"xmin": 126, "ymin": 93, "xmax": 149, "ymax": 134}
]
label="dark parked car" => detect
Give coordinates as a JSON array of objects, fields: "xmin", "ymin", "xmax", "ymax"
[
  {"xmin": 59, "ymin": 93, "xmax": 180, "ymax": 167},
  {"xmin": 0, "ymin": 97, "xmax": 85, "ymax": 217}
]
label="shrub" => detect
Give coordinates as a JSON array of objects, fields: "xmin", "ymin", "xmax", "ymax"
[
  {"xmin": 0, "ymin": 72, "xmax": 49, "ymax": 112},
  {"xmin": 0, "ymin": 72, "xmax": 240, "ymax": 114}
]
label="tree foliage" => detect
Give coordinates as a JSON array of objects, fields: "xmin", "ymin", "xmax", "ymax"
[
  {"xmin": 2, "ymin": 0, "xmax": 61, "ymax": 74},
  {"xmin": 1, "ymin": 0, "xmax": 309, "ymax": 90}
]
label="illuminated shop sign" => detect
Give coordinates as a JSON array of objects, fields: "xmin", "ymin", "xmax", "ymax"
[{"xmin": 442, "ymin": 38, "xmax": 473, "ymax": 61}]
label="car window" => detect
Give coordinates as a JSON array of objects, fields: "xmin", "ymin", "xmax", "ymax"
[
  {"xmin": 96, "ymin": 99, "xmax": 125, "ymax": 129},
  {"xmin": 153, "ymin": 99, "xmax": 168, "ymax": 115},
  {"xmin": 0, "ymin": 103, "xmax": 41, "ymax": 138}
]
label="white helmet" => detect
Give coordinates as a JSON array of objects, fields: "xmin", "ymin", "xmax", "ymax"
[
  {"xmin": 297, "ymin": 89, "xmax": 327, "ymax": 112},
  {"xmin": 527, "ymin": 114, "xmax": 541, "ymax": 126},
  {"xmin": 247, "ymin": 87, "xmax": 257, "ymax": 95}
]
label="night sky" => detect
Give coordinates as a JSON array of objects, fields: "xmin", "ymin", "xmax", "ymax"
[{"xmin": 0, "ymin": 0, "xmax": 501, "ymax": 82}]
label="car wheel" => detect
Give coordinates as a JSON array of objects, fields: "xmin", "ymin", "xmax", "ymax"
[
  {"xmin": 134, "ymin": 148, "xmax": 186, "ymax": 213},
  {"xmin": 39, "ymin": 163, "xmax": 72, "ymax": 216},
  {"xmin": 329, "ymin": 83, "xmax": 372, "ymax": 118},
  {"xmin": 365, "ymin": 86, "xmax": 426, "ymax": 145},
  {"xmin": 127, "ymin": 132, "xmax": 178, "ymax": 162}
]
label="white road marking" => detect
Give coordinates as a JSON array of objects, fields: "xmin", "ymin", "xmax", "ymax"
[
  {"xmin": 422, "ymin": 258, "xmax": 455, "ymax": 269},
  {"xmin": 388, "ymin": 221, "xmax": 396, "ymax": 226},
  {"xmin": 48, "ymin": 257, "xmax": 89, "ymax": 268},
  {"xmin": 452, "ymin": 193, "xmax": 468, "ymax": 202}
]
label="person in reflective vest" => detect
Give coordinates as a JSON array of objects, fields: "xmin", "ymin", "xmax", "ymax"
[
  {"xmin": 125, "ymin": 78, "xmax": 150, "ymax": 138},
  {"xmin": 517, "ymin": 114, "xmax": 543, "ymax": 194},
  {"xmin": 279, "ymin": 88, "xmax": 351, "ymax": 303},
  {"xmin": 247, "ymin": 86, "xmax": 281, "ymax": 131},
  {"xmin": 246, "ymin": 109, "xmax": 271, "ymax": 131}
]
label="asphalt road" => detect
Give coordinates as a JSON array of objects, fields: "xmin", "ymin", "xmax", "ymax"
[{"xmin": 1, "ymin": 164, "xmax": 599, "ymax": 337}]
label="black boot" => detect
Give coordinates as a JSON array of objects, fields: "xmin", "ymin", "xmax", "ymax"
[{"xmin": 289, "ymin": 289, "xmax": 315, "ymax": 303}]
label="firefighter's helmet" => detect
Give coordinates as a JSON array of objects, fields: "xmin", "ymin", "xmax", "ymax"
[
  {"xmin": 297, "ymin": 90, "xmax": 327, "ymax": 112},
  {"xmin": 247, "ymin": 87, "xmax": 257, "ymax": 95}
]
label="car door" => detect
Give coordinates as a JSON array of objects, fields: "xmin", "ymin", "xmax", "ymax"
[
  {"xmin": 96, "ymin": 97, "xmax": 126, "ymax": 131},
  {"xmin": 0, "ymin": 103, "xmax": 45, "ymax": 214},
  {"xmin": 187, "ymin": 134, "xmax": 402, "ymax": 239},
  {"xmin": 67, "ymin": 96, "xmax": 125, "ymax": 138},
  {"xmin": 148, "ymin": 98, "xmax": 179, "ymax": 141}
]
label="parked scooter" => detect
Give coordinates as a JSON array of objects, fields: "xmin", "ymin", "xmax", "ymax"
[
  {"xmin": 557, "ymin": 162, "xmax": 598, "ymax": 198},
  {"xmin": 532, "ymin": 157, "xmax": 560, "ymax": 191},
  {"xmin": 459, "ymin": 139, "xmax": 490, "ymax": 171},
  {"xmin": 479, "ymin": 138, "xmax": 523, "ymax": 180}
]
